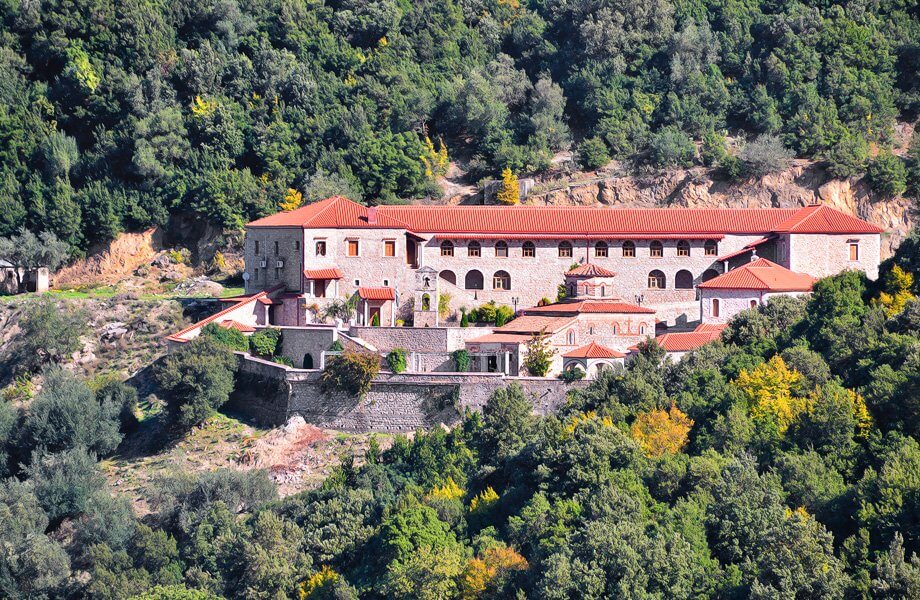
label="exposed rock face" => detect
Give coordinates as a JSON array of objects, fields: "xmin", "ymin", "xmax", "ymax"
[{"xmin": 525, "ymin": 161, "xmax": 913, "ymax": 257}]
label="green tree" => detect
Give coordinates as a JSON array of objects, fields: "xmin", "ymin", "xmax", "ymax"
[
  {"xmin": 868, "ymin": 151, "xmax": 908, "ymax": 197},
  {"xmin": 0, "ymin": 229, "xmax": 70, "ymax": 293},
  {"xmin": 155, "ymin": 336, "xmax": 238, "ymax": 428},
  {"xmin": 2, "ymin": 296, "xmax": 87, "ymax": 374}
]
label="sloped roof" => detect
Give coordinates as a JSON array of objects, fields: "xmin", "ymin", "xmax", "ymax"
[
  {"xmin": 770, "ymin": 204, "xmax": 883, "ymax": 234},
  {"xmin": 524, "ymin": 300, "xmax": 655, "ymax": 315},
  {"xmin": 219, "ymin": 319, "xmax": 256, "ymax": 333},
  {"xmin": 167, "ymin": 285, "xmax": 283, "ymax": 342},
  {"xmin": 566, "ymin": 263, "xmax": 617, "ymax": 277},
  {"xmin": 495, "ymin": 315, "xmax": 577, "ymax": 335},
  {"xmin": 716, "ymin": 236, "xmax": 773, "ymax": 261},
  {"xmin": 357, "ymin": 286, "xmax": 396, "ymax": 301},
  {"xmin": 247, "ymin": 197, "xmax": 882, "ymax": 236},
  {"xmin": 698, "ymin": 258, "xmax": 816, "ymax": 292},
  {"xmin": 304, "ymin": 267, "xmax": 344, "ymax": 280},
  {"xmin": 563, "ymin": 342, "xmax": 626, "ymax": 359}
]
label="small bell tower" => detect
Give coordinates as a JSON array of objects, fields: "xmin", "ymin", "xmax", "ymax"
[{"xmin": 414, "ymin": 266, "xmax": 440, "ymax": 327}]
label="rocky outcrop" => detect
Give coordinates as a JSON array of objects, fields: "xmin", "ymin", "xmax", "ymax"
[{"xmin": 524, "ymin": 160, "xmax": 914, "ymax": 257}]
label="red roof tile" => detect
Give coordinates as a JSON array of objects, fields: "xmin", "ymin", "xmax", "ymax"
[
  {"xmin": 248, "ymin": 197, "xmax": 882, "ymax": 236},
  {"xmin": 357, "ymin": 286, "xmax": 396, "ymax": 301},
  {"xmin": 698, "ymin": 258, "xmax": 816, "ymax": 292},
  {"xmin": 495, "ymin": 315, "xmax": 577, "ymax": 334},
  {"xmin": 167, "ymin": 284, "xmax": 283, "ymax": 342},
  {"xmin": 694, "ymin": 323, "xmax": 728, "ymax": 334},
  {"xmin": 304, "ymin": 267, "xmax": 344, "ymax": 280},
  {"xmin": 219, "ymin": 319, "xmax": 256, "ymax": 333},
  {"xmin": 654, "ymin": 330, "xmax": 724, "ymax": 352},
  {"xmin": 771, "ymin": 204, "xmax": 883, "ymax": 234},
  {"xmin": 466, "ymin": 333, "xmax": 532, "ymax": 344},
  {"xmin": 566, "ymin": 263, "xmax": 617, "ymax": 277},
  {"xmin": 524, "ymin": 300, "xmax": 655, "ymax": 315},
  {"xmin": 563, "ymin": 342, "xmax": 626, "ymax": 359}
]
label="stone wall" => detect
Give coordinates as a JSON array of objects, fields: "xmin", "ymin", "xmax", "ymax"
[
  {"xmin": 277, "ymin": 326, "xmax": 339, "ymax": 369},
  {"xmin": 347, "ymin": 325, "xmax": 493, "ymax": 352},
  {"xmin": 232, "ymin": 354, "xmax": 589, "ymax": 431},
  {"xmin": 789, "ymin": 233, "xmax": 880, "ymax": 281}
]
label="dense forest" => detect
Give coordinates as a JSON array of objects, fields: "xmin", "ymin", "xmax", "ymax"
[
  {"xmin": 1, "ymin": 0, "xmax": 919, "ymax": 255},
  {"xmin": 2, "ymin": 232, "xmax": 920, "ymax": 597}
]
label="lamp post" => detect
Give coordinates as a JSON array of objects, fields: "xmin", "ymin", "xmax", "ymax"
[{"xmin": 512, "ymin": 296, "xmax": 520, "ymax": 314}]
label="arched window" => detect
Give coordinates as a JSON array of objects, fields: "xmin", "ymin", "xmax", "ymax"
[
  {"xmin": 650, "ymin": 240, "xmax": 663, "ymax": 257},
  {"xmin": 558, "ymin": 241, "xmax": 573, "ymax": 258},
  {"xmin": 677, "ymin": 240, "xmax": 690, "ymax": 257},
  {"xmin": 622, "ymin": 241, "xmax": 636, "ymax": 257},
  {"xmin": 648, "ymin": 270, "xmax": 666, "ymax": 289},
  {"xmin": 640, "ymin": 324, "xmax": 647, "ymax": 335},
  {"xmin": 439, "ymin": 270, "xmax": 456, "ymax": 285},
  {"xmin": 465, "ymin": 270, "xmax": 484, "ymax": 290},
  {"xmin": 303, "ymin": 354, "xmax": 314, "ymax": 369},
  {"xmin": 522, "ymin": 241, "xmax": 536, "ymax": 257},
  {"xmin": 440, "ymin": 240, "xmax": 454, "ymax": 256},
  {"xmin": 704, "ymin": 240, "xmax": 718, "ymax": 256},
  {"xmin": 712, "ymin": 298, "xmax": 721, "ymax": 318},
  {"xmin": 495, "ymin": 241, "xmax": 508, "ymax": 258},
  {"xmin": 421, "ymin": 293, "xmax": 431, "ymax": 310},
  {"xmin": 612, "ymin": 323, "xmax": 618, "ymax": 335},
  {"xmin": 600, "ymin": 285, "xmax": 607, "ymax": 297},
  {"xmin": 567, "ymin": 329, "xmax": 576, "ymax": 345},
  {"xmin": 595, "ymin": 241, "xmax": 608, "ymax": 257},
  {"xmin": 468, "ymin": 241, "xmax": 481, "ymax": 257},
  {"xmin": 750, "ymin": 299, "xmax": 758, "ymax": 309},
  {"xmin": 493, "ymin": 270, "xmax": 511, "ymax": 290},
  {"xmin": 701, "ymin": 268, "xmax": 720, "ymax": 282},
  {"xmin": 675, "ymin": 269, "xmax": 693, "ymax": 289}
]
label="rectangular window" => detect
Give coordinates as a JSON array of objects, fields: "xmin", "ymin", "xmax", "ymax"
[
  {"xmin": 712, "ymin": 298, "xmax": 721, "ymax": 318},
  {"xmin": 254, "ymin": 268, "xmax": 259, "ymax": 281},
  {"xmin": 274, "ymin": 241, "xmax": 279, "ymax": 255},
  {"xmin": 254, "ymin": 240, "xmax": 260, "ymax": 255},
  {"xmin": 849, "ymin": 242, "xmax": 859, "ymax": 261},
  {"xmin": 354, "ymin": 279, "xmax": 360, "ymax": 286},
  {"xmin": 384, "ymin": 240, "xmax": 396, "ymax": 257},
  {"xmin": 347, "ymin": 240, "xmax": 359, "ymax": 256},
  {"xmin": 383, "ymin": 279, "xmax": 389, "ymax": 287},
  {"xmin": 295, "ymin": 241, "xmax": 300, "ymax": 251},
  {"xmin": 274, "ymin": 267, "xmax": 281, "ymax": 280},
  {"xmin": 315, "ymin": 240, "xmax": 326, "ymax": 256}
]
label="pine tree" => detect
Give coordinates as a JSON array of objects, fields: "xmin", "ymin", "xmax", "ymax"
[{"xmin": 496, "ymin": 168, "xmax": 520, "ymax": 205}]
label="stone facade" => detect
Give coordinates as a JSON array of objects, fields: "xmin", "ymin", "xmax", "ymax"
[
  {"xmin": 699, "ymin": 289, "xmax": 810, "ymax": 324},
  {"xmin": 787, "ymin": 233, "xmax": 880, "ymax": 280},
  {"xmin": 233, "ymin": 353, "xmax": 588, "ymax": 431}
]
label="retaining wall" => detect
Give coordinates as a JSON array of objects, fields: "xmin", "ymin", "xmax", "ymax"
[{"xmin": 231, "ymin": 354, "xmax": 589, "ymax": 432}]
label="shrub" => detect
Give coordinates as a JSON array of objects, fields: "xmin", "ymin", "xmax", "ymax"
[
  {"xmin": 560, "ymin": 366, "xmax": 586, "ymax": 382},
  {"xmin": 156, "ymin": 336, "xmax": 237, "ymax": 429},
  {"xmin": 700, "ymin": 129, "xmax": 728, "ymax": 166},
  {"xmin": 826, "ymin": 130, "xmax": 869, "ymax": 179},
  {"xmin": 25, "ymin": 447, "xmax": 107, "ymax": 525},
  {"xmin": 868, "ymin": 150, "xmax": 908, "ymax": 197},
  {"xmin": 438, "ymin": 293, "xmax": 451, "ymax": 319},
  {"xmin": 649, "ymin": 126, "xmax": 695, "ymax": 168},
  {"xmin": 201, "ymin": 323, "xmax": 248, "ymax": 352},
  {"xmin": 249, "ymin": 327, "xmax": 281, "ymax": 357},
  {"xmin": 329, "ymin": 339, "xmax": 344, "ymax": 352},
  {"xmin": 93, "ymin": 377, "xmax": 139, "ymax": 432},
  {"xmin": 452, "ymin": 349, "xmax": 471, "ymax": 372},
  {"xmin": 496, "ymin": 168, "xmax": 520, "ymax": 205},
  {"xmin": 739, "ymin": 135, "xmax": 793, "ymax": 178},
  {"xmin": 370, "ymin": 312, "xmax": 380, "ymax": 326},
  {"xmin": 4, "ymin": 297, "xmax": 87, "ymax": 374},
  {"xmin": 523, "ymin": 331, "xmax": 557, "ymax": 376},
  {"xmin": 460, "ymin": 309, "xmax": 469, "ymax": 328},
  {"xmin": 469, "ymin": 301, "xmax": 512, "ymax": 325},
  {"xmin": 21, "ymin": 367, "xmax": 124, "ymax": 457},
  {"xmin": 273, "ymin": 355, "xmax": 294, "ymax": 367},
  {"xmin": 321, "ymin": 350, "xmax": 380, "ymax": 397},
  {"xmin": 577, "ymin": 137, "xmax": 611, "ymax": 170},
  {"xmin": 386, "ymin": 348, "xmax": 408, "ymax": 373}
]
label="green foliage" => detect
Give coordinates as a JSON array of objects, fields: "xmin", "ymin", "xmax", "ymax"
[
  {"xmin": 577, "ymin": 137, "xmax": 611, "ymax": 170},
  {"xmin": 249, "ymin": 327, "xmax": 282, "ymax": 357},
  {"xmin": 200, "ymin": 323, "xmax": 248, "ymax": 352},
  {"xmin": 459, "ymin": 309, "xmax": 469, "ymax": 328},
  {"xmin": 469, "ymin": 301, "xmax": 514, "ymax": 326},
  {"xmin": 523, "ymin": 331, "xmax": 557, "ymax": 376},
  {"xmin": 2, "ymin": 296, "xmax": 87, "ymax": 374},
  {"xmin": 649, "ymin": 126, "xmax": 696, "ymax": 168},
  {"xmin": 321, "ymin": 350, "xmax": 380, "ymax": 397},
  {"xmin": 868, "ymin": 151, "xmax": 908, "ymax": 197},
  {"xmin": 386, "ymin": 348, "xmax": 408, "ymax": 374},
  {"xmin": 700, "ymin": 130, "xmax": 728, "ymax": 167},
  {"xmin": 329, "ymin": 340, "xmax": 345, "ymax": 352},
  {"xmin": 452, "ymin": 349, "xmax": 471, "ymax": 373},
  {"xmin": 739, "ymin": 135, "xmax": 794, "ymax": 178},
  {"xmin": 25, "ymin": 447, "xmax": 107, "ymax": 525},
  {"xmin": 155, "ymin": 336, "xmax": 237, "ymax": 429}
]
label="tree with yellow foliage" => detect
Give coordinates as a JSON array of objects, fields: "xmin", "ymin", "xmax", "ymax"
[
  {"xmin": 279, "ymin": 188, "xmax": 303, "ymax": 211},
  {"xmin": 469, "ymin": 486, "xmax": 499, "ymax": 513},
  {"xmin": 299, "ymin": 566, "xmax": 339, "ymax": 599},
  {"xmin": 422, "ymin": 137, "xmax": 450, "ymax": 178},
  {"xmin": 876, "ymin": 264, "xmax": 915, "ymax": 316},
  {"xmin": 630, "ymin": 404, "xmax": 694, "ymax": 457},
  {"xmin": 496, "ymin": 168, "xmax": 520, "ymax": 205},
  {"xmin": 190, "ymin": 95, "xmax": 218, "ymax": 118},
  {"xmin": 460, "ymin": 546, "xmax": 528, "ymax": 600},
  {"xmin": 734, "ymin": 355, "xmax": 806, "ymax": 434}
]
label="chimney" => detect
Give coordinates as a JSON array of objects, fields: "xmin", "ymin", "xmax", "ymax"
[{"xmin": 367, "ymin": 206, "xmax": 378, "ymax": 225}]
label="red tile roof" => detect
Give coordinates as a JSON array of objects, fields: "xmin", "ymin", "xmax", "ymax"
[
  {"xmin": 357, "ymin": 286, "xmax": 396, "ymax": 301},
  {"xmin": 655, "ymin": 330, "xmax": 724, "ymax": 352},
  {"xmin": 495, "ymin": 315, "xmax": 577, "ymax": 335},
  {"xmin": 304, "ymin": 267, "xmax": 344, "ymax": 280},
  {"xmin": 563, "ymin": 342, "xmax": 626, "ymax": 359},
  {"xmin": 694, "ymin": 323, "xmax": 729, "ymax": 334},
  {"xmin": 466, "ymin": 333, "xmax": 532, "ymax": 344},
  {"xmin": 771, "ymin": 204, "xmax": 883, "ymax": 234},
  {"xmin": 524, "ymin": 300, "xmax": 655, "ymax": 315},
  {"xmin": 698, "ymin": 258, "xmax": 816, "ymax": 292},
  {"xmin": 247, "ymin": 197, "xmax": 882, "ymax": 236},
  {"xmin": 716, "ymin": 236, "xmax": 773, "ymax": 261},
  {"xmin": 166, "ymin": 285, "xmax": 283, "ymax": 342},
  {"xmin": 566, "ymin": 263, "xmax": 617, "ymax": 277},
  {"xmin": 219, "ymin": 319, "xmax": 256, "ymax": 333}
]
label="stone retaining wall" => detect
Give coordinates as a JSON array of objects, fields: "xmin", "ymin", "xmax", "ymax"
[{"xmin": 231, "ymin": 354, "xmax": 589, "ymax": 431}]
